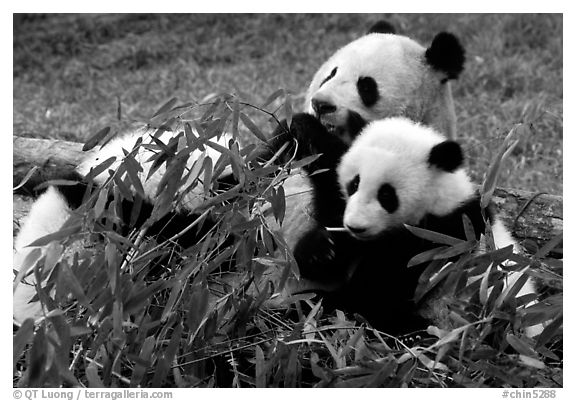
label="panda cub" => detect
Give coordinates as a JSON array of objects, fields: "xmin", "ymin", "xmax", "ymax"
[
  {"xmin": 277, "ymin": 113, "xmax": 538, "ymax": 335},
  {"xmin": 305, "ymin": 21, "xmax": 465, "ymax": 142},
  {"xmin": 13, "ymin": 127, "xmax": 236, "ymax": 324}
]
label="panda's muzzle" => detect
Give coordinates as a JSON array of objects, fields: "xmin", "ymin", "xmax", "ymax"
[
  {"xmin": 345, "ymin": 224, "xmax": 368, "ymax": 236},
  {"xmin": 311, "ymin": 99, "xmax": 337, "ymax": 116}
]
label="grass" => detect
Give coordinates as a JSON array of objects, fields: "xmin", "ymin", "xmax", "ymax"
[{"xmin": 13, "ymin": 13, "xmax": 562, "ymax": 194}]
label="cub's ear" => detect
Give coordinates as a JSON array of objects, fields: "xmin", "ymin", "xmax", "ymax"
[
  {"xmin": 428, "ymin": 140, "xmax": 463, "ymax": 172},
  {"xmin": 367, "ymin": 20, "xmax": 396, "ymax": 35},
  {"xmin": 425, "ymin": 32, "xmax": 465, "ymax": 80}
]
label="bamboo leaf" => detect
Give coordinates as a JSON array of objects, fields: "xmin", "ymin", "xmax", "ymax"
[
  {"xmin": 506, "ymin": 333, "xmax": 538, "ymax": 357},
  {"xmin": 93, "ymin": 187, "xmax": 109, "ymax": 220},
  {"xmin": 13, "ymin": 248, "xmax": 42, "ymax": 291},
  {"xmin": 160, "ymin": 279, "xmax": 183, "ymax": 323},
  {"xmin": 496, "ymin": 268, "xmax": 530, "ymax": 308},
  {"xmin": 27, "ymin": 223, "xmax": 82, "ymax": 248},
  {"xmin": 271, "ymin": 185, "xmax": 286, "ymax": 225},
  {"xmin": 152, "ymin": 97, "xmax": 178, "ymax": 118},
  {"xmin": 84, "ymin": 156, "xmax": 117, "ymax": 182},
  {"xmin": 255, "ymin": 345, "xmax": 266, "ymax": 388},
  {"xmin": 200, "ymin": 97, "xmax": 222, "ymax": 122},
  {"xmin": 131, "ymin": 336, "xmax": 156, "ymax": 387},
  {"xmin": 112, "ymin": 174, "xmax": 133, "ymax": 201},
  {"xmin": 231, "ymin": 97, "xmax": 240, "ymax": 139},
  {"xmin": 407, "ymin": 246, "xmax": 448, "ymax": 268},
  {"xmin": 404, "ymin": 224, "xmax": 464, "ymax": 246},
  {"xmin": 58, "ymin": 259, "xmax": 90, "ymax": 308},
  {"xmin": 33, "ymin": 179, "xmax": 83, "ymax": 193},
  {"xmin": 191, "ymin": 121, "xmax": 207, "ymax": 150},
  {"xmin": 462, "ymin": 214, "xmax": 477, "ymax": 242},
  {"xmin": 289, "ymin": 154, "xmax": 321, "ymax": 170},
  {"xmin": 28, "ymin": 326, "xmax": 48, "ymax": 386},
  {"xmin": 518, "ymin": 355, "xmax": 546, "ymax": 370},
  {"xmin": 123, "ymin": 155, "xmax": 146, "ymax": 198},
  {"xmin": 240, "ymin": 112, "xmax": 267, "ymax": 142},
  {"xmin": 532, "ymin": 233, "xmax": 563, "ymax": 259},
  {"xmin": 13, "ymin": 166, "xmax": 39, "ymax": 191},
  {"xmin": 152, "ymin": 322, "xmax": 183, "ymax": 387},
  {"xmin": 480, "ymin": 124, "xmax": 525, "ymax": 208},
  {"xmin": 433, "ymin": 240, "xmax": 477, "ymax": 259},
  {"xmin": 13, "ymin": 318, "xmax": 35, "ymax": 371},
  {"xmin": 284, "ymin": 92, "xmax": 293, "ymax": 127},
  {"xmin": 186, "ymin": 286, "xmax": 210, "ymax": 334},
  {"xmin": 203, "ymin": 156, "xmax": 213, "ymax": 193},
  {"xmin": 479, "ymin": 263, "xmax": 494, "ymax": 306},
  {"xmin": 83, "ymin": 127, "xmax": 111, "ymax": 151},
  {"xmin": 261, "ymin": 88, "xmax": 285, "ymax": 109},
  {"xmin": 535, "ymin": 314, "xmax": 563, "ymax": 348},
  {"xmin": 125, "ymin": 280, "xmax": 170, "ymax": 314}
]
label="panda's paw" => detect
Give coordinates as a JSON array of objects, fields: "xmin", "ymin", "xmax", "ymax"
[
  {"xmin": 286, "ymin": 113, "xmax": 331, "ymax": 157},
  {"xmin": 294, "ymin": 227, "xmax": 337, "ymax": 275}
]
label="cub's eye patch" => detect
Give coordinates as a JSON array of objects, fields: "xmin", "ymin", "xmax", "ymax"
[
  {"xmin": 319, "ymin": 67, "xmax": 338, "ymax": 88},
  {"xmin": 377, "ymin": 183, "xmax": 398, "ymax": 213},
  {"xmin": 346, "ymin": 175, "xmax": 360, "ymax": 196},
  {"xmin": 357, "ymin": 76, "xmax": 380, "ymax": 107}
]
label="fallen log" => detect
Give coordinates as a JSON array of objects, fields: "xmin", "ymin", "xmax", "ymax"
[{"xmin": 12, "ymin": 135, "xmax": 563, "ymax": 257}]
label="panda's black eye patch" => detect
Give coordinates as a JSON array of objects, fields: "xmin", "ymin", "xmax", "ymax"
[
  {"xmin": 346, "ymin": 175, "xmax": 360, "ymax": 196},
  {"xmin": 357, "ymin": 76, "xmax": 380, "ymax": 107},
  {"xmin": 377, "ymin": 183, "xmax": 398, "ymax": 213},
  {"xmin": 319, "ymin": 67, "xmax": 338, "ymax": 88}
]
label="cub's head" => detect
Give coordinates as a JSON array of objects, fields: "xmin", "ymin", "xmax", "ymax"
[
  {"xmin": 306, "ymin": 21, "xmax": 465, "ymax": 143},
  {"xmin": 337, "ymin": 118, "xmax": 474, "ymax": 240}
]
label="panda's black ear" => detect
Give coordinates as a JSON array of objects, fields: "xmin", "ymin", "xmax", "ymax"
[
  {"xmin": 367, "ymin": 20, "xmax": 396, "ymax": 35},
  {"xmin": 428, "ymin": 140, "xmax": 463, "ymax": 172},
  {"xmin": 425, "ymin": 32, "xmax": 465, "ymax": 80}
]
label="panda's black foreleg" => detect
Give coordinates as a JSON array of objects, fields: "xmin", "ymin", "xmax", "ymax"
[
  {"xmin": 294, "ymin": 225, "xmax": 359, "ymax": 285},
  {"xmin": 14, "ymin": 168, "xmax": 89, "ymax": 204},
  {"xmin": 264, "ymin": 113, "xmax": 349, "ymax": 170},
  {"xmin": 265, "ymin": 113, "xmax": 350, "ymax": 227}
]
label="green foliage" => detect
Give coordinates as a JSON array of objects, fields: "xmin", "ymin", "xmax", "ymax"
[{"xmin": 13, "ymin": 94, "xmax": 562, "ymax": 387}]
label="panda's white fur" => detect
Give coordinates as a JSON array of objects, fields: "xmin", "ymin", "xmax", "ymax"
[
  {"xmin": 13, "ymin": 187, "xmax": 73, "ymax": 324},
  {"xmin": 305, "ymin": 29, "xmax": 463, "ymax": 142},
  {"xmin": 13, "ymin": 127, "xmax": 233, "ymax": 324},
  {"xmin": 338, "ymin": 119, "xmax": 475, "ymax": 236},
  {"xmin": 77, "ymin": 127, "xmax": 232, "ymax": 210},
  {"xmin": 308, "ymin": 35, "xmax": 424, "ymax": 124},
  {"xmin": 336, "ymin": 117, "xmax": 541, "ymax": 336}
]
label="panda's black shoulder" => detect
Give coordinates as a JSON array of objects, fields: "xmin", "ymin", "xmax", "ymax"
[{"xmin": 422, "ymin": 192, "xmax": 494, "ymax": 241}]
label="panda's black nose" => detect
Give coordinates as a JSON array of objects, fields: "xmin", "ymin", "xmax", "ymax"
[
  {"xmin": 311, "ymin": 99, "xmax": 337, "ymax": 116},
  {"xmin": 346, "ymin": 225, "xmax": 367, "ymax": 235}
]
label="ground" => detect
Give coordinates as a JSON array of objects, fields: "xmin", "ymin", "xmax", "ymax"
[{"xmin": 13, "ymin": 14, "xmax": 562, "ymax": 194}]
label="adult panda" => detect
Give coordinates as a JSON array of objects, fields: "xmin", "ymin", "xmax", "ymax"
[
  {"xmin": 13, "ymin": 127, "xmax": 240, "ymax": 325},
  {"xmin": 277, "ymin": 21, "xmax": 465, "ymax": 247},
  {"xmin": 305, "ymin": 21, "xmax": 465, "ymax": 142},
  {"xmin": 271, "ymin": 113, "xmax": 542, "ymax": 338}
]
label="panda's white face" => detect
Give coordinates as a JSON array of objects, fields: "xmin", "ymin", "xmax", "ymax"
[
  {"xmin": 337, "ymin": 118, "xmax": 474, "ymax": 240},
  {"xmin": 307, "ymin": 34, "xmax": 431, "ymax": 142},
  {"xmin": 306, "ymin": 31, "xmax": 465, "ymax": 142}
]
